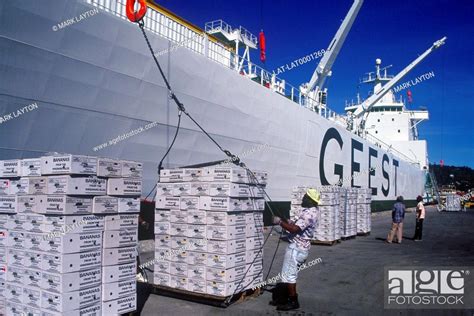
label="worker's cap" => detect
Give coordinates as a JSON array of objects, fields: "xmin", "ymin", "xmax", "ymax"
[{"xmin": 306, "ymin": 188, "xmax": 320, "ymax": 204}]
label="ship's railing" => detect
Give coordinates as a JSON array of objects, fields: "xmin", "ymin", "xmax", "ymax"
[
  {"xmin": 361, "ymin": 73, "xmax": 375, "ymax": 82},
  {"xmin": 87, "ymin": 0, "xmax": 232, "ymax": 68},
  {"xmin": 345, "ymin": 93, "xmax": 405, "ymax": 110},
  {"xmin": 207, "ymin": 39, "xmax": 232, "ymax": 67},
  {"xmin": 205, "ymin": 20, "xmax": 257, "ymax": 46},
  {"xmin": 244, "ymin": 59, "xmax": 307, "ymax": 107},
  {"xmin": 85, "ymin": 0, "xmax": 343, "ymax": 121},
  {"xmin": 205, "ymin": 19, "xmax": 233, "ymax": 34},
  {"xmin": 232, "ymin": 53, "xmax": 345, "ymax": 121},
  {"xmin": 232, "ymin": 53, "xmax": 301, "ymax": 103},
  {"xmin": 87, "ymin": 0, "xmax": 125, "ymax": 19},
  {"xmin": 365, "ymin": 132, "xmax": 420, "ymax": 165},
  {"xmin": 361, "ymin": 73, "xmax": 394, "ymax": 83},
  {"xmin": 239, "ymin": 26, "xmax": 258, "ymax": 45}
]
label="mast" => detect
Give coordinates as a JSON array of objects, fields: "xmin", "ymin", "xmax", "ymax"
[{"xmin": 350, "ymin": 36, "xmax": 447, "ymax": 135}]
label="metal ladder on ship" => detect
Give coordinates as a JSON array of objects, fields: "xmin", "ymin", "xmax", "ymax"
[{"xmin": 428, "ymin": 171, "xmax": 442, "ymax": 211}]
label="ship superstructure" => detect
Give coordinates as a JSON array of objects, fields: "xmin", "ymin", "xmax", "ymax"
[{"xmin": 344, "ymin": 60, "xmax": 431, "ymax": 169}]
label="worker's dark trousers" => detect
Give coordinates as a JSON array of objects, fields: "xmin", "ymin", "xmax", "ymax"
[{"xmin": 414, "ymin": 219, "xmax": 424, "ymax": 240}]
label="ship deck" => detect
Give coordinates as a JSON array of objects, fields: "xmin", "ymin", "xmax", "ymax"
[{"xmin": 139, "ymin": 206, "xmax": 474, "ymax": 315}]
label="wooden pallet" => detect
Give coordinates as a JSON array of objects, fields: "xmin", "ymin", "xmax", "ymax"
[
  {"xmin": 151, "ymin": 284, "xmax": 262, "ymax": 308},
  {"xmin": 341, "ymin": 235, "xmax": 356, "ymax": 241},
  {"xmin": 311, "ymin": 239, "xmax": 339, "ymax": 246},
  {"xmin": 357, "ymin": 231, "xmax": 371, "ymax": 237}
]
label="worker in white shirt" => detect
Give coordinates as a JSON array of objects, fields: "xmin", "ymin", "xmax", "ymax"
[{"xmin": 413, "ymin": 195, "xmax": 425, "ymax": 241}]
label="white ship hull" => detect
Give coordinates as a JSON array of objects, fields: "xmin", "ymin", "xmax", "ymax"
[{"xmin": 0, "ymin": 0, "xmax": 425, "ymax": 208}]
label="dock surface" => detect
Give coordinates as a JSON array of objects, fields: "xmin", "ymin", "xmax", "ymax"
[{"xmin": 140, "ymin": 206, "xmax": 474, "ymax": 315}]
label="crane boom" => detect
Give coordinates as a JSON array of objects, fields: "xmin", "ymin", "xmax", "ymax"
[
  {"xmin": 352, "ymin": 36, "xmax": 447, "ymax": 118},
  {"xmin": 307, "ymin": 0, "xmax": 364, "ymax": 93}
]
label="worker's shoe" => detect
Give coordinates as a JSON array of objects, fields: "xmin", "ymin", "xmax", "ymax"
[
  {"xmin": 269, "ymin": 283, "xmax": 288, "ymax": 306},
  {"xmin": 276, "ymin": 295, "xmax": 300, "ymax": 311}
]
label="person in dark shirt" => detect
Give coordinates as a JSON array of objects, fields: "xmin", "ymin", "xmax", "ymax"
[{"xmin": 386, "ymin": 196, "xmax": 406, "ymax": 243}]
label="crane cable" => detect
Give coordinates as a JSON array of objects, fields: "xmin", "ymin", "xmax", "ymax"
[
  {"xmin": 129, "ymin": 14, "xmax": 287, "ymax": 301},
  {"xmin": 440, "ymin": 48, "xmax": 446, "ymax": 165},
  {"xmin": 144, "ymin": 111, "xmax": 182, "ymax": 202}
]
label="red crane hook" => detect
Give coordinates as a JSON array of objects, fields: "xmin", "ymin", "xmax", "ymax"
[{"xmin": 126, "ymin": 0, "xmax": 147, "ymax": 22}]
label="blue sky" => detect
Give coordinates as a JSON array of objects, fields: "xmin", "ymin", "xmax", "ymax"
[{"xmin": 156, "ymin": 0, "xmax": 474, "ymax": 168}]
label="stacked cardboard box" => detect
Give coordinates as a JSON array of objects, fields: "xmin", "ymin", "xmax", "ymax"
[
  {"xmin": 339, "ymin": 188, "xmax": 357, "ymax": 238},
  {"xmin": 315, "ymin": 187, "xmax": 341, "ymax": 242},
  {"xmin": 289, "ymin": 187, "xmax": 304, "ymax": 222},
  {"xmin": 356, "ymin": 188, "xmax": 372, "ymax": 234},
  {"xmin": 154, "ymin": 165, "xmax": 266, "ymax": 297},
  {"xmin": 0, "ymin": 168, "xmax": 15, "ymax": 315},
  {"xmin": 291, "ymin": 186, "xmax": 341, "ymax": 242},
  {"xmin": 0, "ymin": 155, "xmax": 142, "ymax": 315},
  {"xmin": 100, "ymin": 158, "xmax": 141, "ymax": 315},
  {"xmin": 339, "ymin": 188, "xmax": 348, "ymax": 238},
  {"xmin": 445, "ymin": 194, "xmax": 462, "ymax": 212},
  {"xmin": 1, "ymin": 155, "xmax": 104, "ymax": 315}
]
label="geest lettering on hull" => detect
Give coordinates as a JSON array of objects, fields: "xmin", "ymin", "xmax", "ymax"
[
  {"xmin": 382, "ymin": 154, "xmax": 390, "ymax": 197},
  {"xmin": 369, "ymin": 147, "xmax": 378, "ymax": 196},
  {"xmin": 320, "ymin": 128, "xmax": 344, "ymax": 186},
  {"xmin": 319, "ymin": 127, "xmax": 398, "ymax": 197},
  {"xmin": 351, "ymin": 138, "xmax": 363, "ymax": 188}
]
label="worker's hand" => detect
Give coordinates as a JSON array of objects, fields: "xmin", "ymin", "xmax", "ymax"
[{"xmin": 272, "ymin": 216, "xmax": 282, "ymax": 225}]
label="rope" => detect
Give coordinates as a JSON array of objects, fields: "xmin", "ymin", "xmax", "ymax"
[
  {"xmin": 137, "ymin": 21, "xmax": 230, "ymax": 156},
  {"xmin": 132, "ymin": 19, "xmax": 285, "ymax": 304},
  {"xmin": 223, "ymin": 166, "xmax": 285, "ymax": 305},
  {"xmin": 144, "ymin": 110, "xmax": 182, "ymax": 201}
]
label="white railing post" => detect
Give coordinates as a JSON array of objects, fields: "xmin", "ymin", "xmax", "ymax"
[
  {"xmin": 271, "ymin": 73, "xmax": 276, "ymax": 92},
  {"xmin": 203, "ymin": 34, "xmax": 209, "ymax": 57}
]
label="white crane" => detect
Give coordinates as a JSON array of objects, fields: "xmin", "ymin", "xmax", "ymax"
[
  {"xmin": 303, "ymin": 0, "xmax": 364, "ymax": 112},
  {"xmin": 349, "ymin": 36, "xmax": 447, "ymax": 135}
]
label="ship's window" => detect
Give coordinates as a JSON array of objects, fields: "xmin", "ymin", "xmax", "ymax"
[
  {"xmin": 375, "ymin": 131, "xmax": 378, "ymax": 134},
  {"xmin": 398, "ymin": 129, "xmax": 401, "ymax": 133},
  {"xmin": 392, "ymin": 118, "xmax": 394, "ymax": 122},
  {"xmin": 377, "ymin": 119, "xmax": 380, "ymax": 122}
]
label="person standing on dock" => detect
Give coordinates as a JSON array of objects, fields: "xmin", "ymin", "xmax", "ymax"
[
  {"xmin": 413, "ymin": 195, "xmax": 425, "ymax": 241},
  {"xmin": 386, "ymin": 196, "xmax": 406, "ymax": 243},
  {"xmin": 271, "ymin": 188, "xmax": 320, "ymax": 311}
]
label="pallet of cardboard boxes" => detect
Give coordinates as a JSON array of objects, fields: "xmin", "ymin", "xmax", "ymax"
[
  {"xmin": 289, "ymin": 186, "xmax": 372, "ymax": 245},
  {"xmin": 339, "ymin": 188, "xmax": 357, "ymax": 240},
  {"xmin": 356, "ymin": 188, "xmax": 372, "ymax": 235},
  {"xmin": 153, "ymin": 165, "xmax": 266, "ymax": 301},
  {"xmin": 291, "ymin": 186, "xmax": 341, "ymax": 245},
  {"xmin": 0, "ymin": 154, "xmax": 141, "ymax": 315}
]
